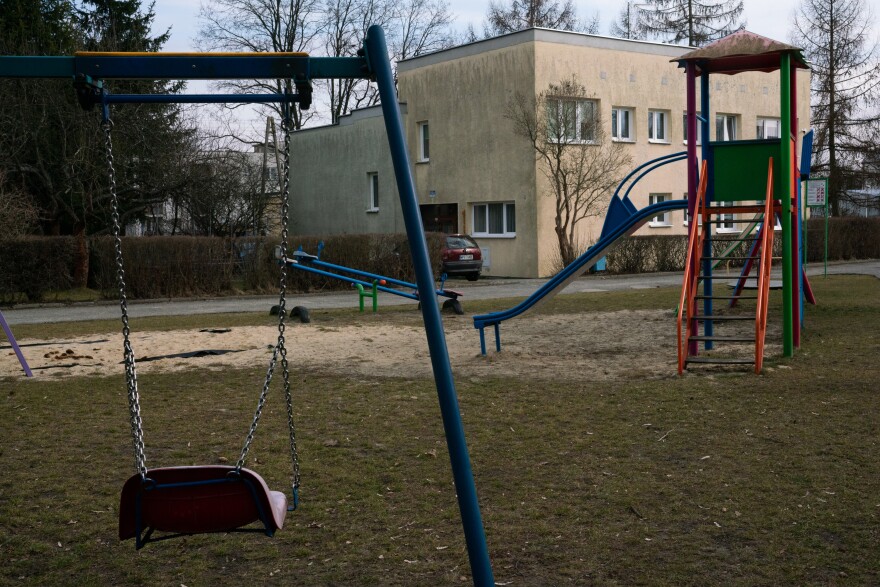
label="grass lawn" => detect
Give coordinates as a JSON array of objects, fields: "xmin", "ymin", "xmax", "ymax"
[{"xmin": 1, "ymin": 275, "xmax": 878, "ymax": 585}]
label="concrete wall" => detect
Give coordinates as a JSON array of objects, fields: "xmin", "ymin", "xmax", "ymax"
[
  {"xmin": 398, "ymin": 36, "xmax": 539, "ymax": 278},
  {"xmin": 288, "ymin": 106, "xmax": 405, "ymax": 237}
]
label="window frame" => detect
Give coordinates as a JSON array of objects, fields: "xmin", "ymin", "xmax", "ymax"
[
  {"xmin": 716, "ymin": 201, "xmax": 740, "ymax": 233},
  {"xmin": 682, "ymin": 112, "xmax": 703, "ymax": 145},
  {"xmin": 472, "ymin": 201, "xmax": 516, "ymax": 237},
  {"xmin": 611, "ymin": 107, "xmax": 634, "ymax": 142},
  {"xmin": 367, "ymin": 172, "xmax": 379, "ymax": 212},
  {"xmin": 417, "ymin": 121, "xmax": 430, "ymax": 162},
  {"xmin": 648, "ymin": 193, "xmax": 672, "ymax": 226},
  {"xmin": 756, "ymin": 117, "xmax": 781, "ymax": 140},
  {"xmin": 546, "ymin": 98, "xmax": 598, "ymax": 144},
  {"xmin": 648, "ymin": 110, "xmax": 669, "ymax": 143},
  {"xmin": 716, "ymin": 113, "xmax": 738, "ymax": 142}
]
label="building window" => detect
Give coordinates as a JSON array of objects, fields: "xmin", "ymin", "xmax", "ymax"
[
  {"xmin": 757, "ymin": 117, "xmax": 781, "ymax": 139},
  {"xmin": 717, "ymin": 201, "xmax": 739, "ymax": 232},
  {"xmin": 611, "ymin": 107, "xmax": 634, "ymax": 141},
  {"xmin": 418, "ymin": 121, "xmax": 430, "ymax": 161},
  {"xmin": 648, "ymin": 194, "xmax": 672, "ymax": 226},
  {"xmin": 683, "ymin": 193, "xmax": 705, "ymax": 227},
  {"xmin": 716, "ymin": 114, "xmax": 738, "ymax": 141},
  {"xmin": 367, "ymin": 172, "xmax": 379, "ymax": 212},
  {"xmin": 472, "ymin": 202, "xmax": 516, "ymax": 237},
  {"xmin": 648, "ymin": 110, "xmax": 668, "ymax": 142},
  {"xmin": 682, "ymin": 112, "xmax": 703, "ymax": 145},
  {"xmin": 547, "ymin": 99, "xmax": 597, "ymax": 143}
]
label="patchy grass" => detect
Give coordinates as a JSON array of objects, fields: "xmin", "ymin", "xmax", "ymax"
[{"xmin": 1, "ymin": 275, "xmax": 878, "ymax": 585}]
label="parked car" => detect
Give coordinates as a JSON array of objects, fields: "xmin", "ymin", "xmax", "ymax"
[{"xmin": 441, "ymin": 234, "xmax": 482, "ymax": 281}]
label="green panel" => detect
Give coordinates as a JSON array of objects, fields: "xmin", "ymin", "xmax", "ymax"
[{"xmin": 709, "ymin": 139, "xmax": 784, "ymax": 202}]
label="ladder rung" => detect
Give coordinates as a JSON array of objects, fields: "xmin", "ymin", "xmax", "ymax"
[
  {"xmin": 694, "ymin": 295, "xmax": 758, "ymax": 300},
  {"xmin": 690, "ymin": 335, "xmax": 755, "ymax": 342},
  {"xmin": 700, "ymin": 275, "xmax": 758, "ymax": 279},
  {"xmin": 705, "ymin": 256, "xmax": 758, "ymax": 261},
  {"xmin": 704, "ymin": 220, "xmax": 758, "ymax": 225},
  {"xmin": 686, "ymin": 357, "xmax": 755, "ymax": 365},
  {"xmin": 692, "ymin": 315, "xmax": 753, "ymax": 320}
]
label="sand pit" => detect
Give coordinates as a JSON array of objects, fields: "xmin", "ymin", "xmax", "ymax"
[{"xmin": 1, "ymin": 308, "xmax": 780, "ymax": 382}]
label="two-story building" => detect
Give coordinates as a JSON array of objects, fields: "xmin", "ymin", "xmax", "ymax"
[{"xmin": 288, "ymin": 28, "xmax": 810, "ymax": 277}]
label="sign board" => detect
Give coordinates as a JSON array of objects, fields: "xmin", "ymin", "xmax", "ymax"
[{"xmin": 806, "ymin": 178, "xmax": 828, "ymax": 207}]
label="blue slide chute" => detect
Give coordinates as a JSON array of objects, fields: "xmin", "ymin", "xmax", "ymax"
[{"xmin": 473, "ymin": 197, "xmax": 689, "ymax": 354}]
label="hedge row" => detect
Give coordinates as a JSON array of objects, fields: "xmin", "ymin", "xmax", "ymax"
[{"xmin": 0, "ymin": 234, "xmax": 442, "ymax": 302}]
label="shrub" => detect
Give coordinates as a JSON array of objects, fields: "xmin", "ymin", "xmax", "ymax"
[
  {"xmin": 805, "ymin": 217, "xmax": 880, "ymax": 262},
  {"xmin": 0, "ymin": 237, "xmax": 77, "ymax": 302},
  {"xmin": 89, "ymin": 236, "xmax": 235, "ymax": 299}
]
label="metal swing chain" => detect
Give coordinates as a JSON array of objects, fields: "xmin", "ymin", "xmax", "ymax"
[
  {"xmin": 102, "ymin": 118, "xmax": 148, "ymax": 479},
  {"xmin": 237, "ymin": 101, "xmax": 300, "ymax": 504}
]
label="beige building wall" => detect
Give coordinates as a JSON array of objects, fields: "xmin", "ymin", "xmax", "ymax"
[
  {"xmin": 398, "ymin": 37, "xmax": 539, "ymax": 277},
  {"xmin": 288, "ymin": 106, "xmax": 406, "ymax": 237}
]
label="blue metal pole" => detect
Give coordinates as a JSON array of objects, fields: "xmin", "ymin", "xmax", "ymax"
[
  {"xmin": 700, "ymin": 69, "xmax": 714, "ymax": 349},
  {"xmin": 0, "ymin": 309, "xmax": 33, "ymax": 377},
  {"xmin": 103, "ymin": 93, "xmax": 303, "ymax": 104},
  {"xmin": 364, "ymin": 25, "xmax": 494, "ymax": 587}
]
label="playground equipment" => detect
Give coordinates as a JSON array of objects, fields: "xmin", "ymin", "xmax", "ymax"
[
  {"xmin": 283, "ymin": 243, "xmax": 465, "ymax": 314},
  {"xmin": 675, "ymin": 31, "xmax": 813, "ymax": 372},
  {"xmin": 0, "ymin": 26, "xmax": 495, "ymax": 584},
  {"xmin": 476, "ymin": 32, "xmax": 815, "ymax": 374},
  {"xmin": 473, "ymin": 152, "xmax": 689, "ymax": 355},
  {"xmin": 0, "ymin": 309, "xmax": 32, "ymax": 377}
]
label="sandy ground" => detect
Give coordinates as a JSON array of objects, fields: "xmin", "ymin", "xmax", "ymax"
[{"xmin": 1, "ymin": 308, "xmax": 780, "ymax": 382}]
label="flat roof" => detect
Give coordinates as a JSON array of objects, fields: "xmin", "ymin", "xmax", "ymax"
[{"xmin": 398, "ymin": 28, "xmax": 693, "ymax": 74}]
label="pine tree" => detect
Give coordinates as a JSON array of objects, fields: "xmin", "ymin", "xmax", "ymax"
[
  {"xmin": 792, "ymin": 0, "xmax": 879, "ymax": 216},
  {"xmin": 638, "ymin": 0, "xmax": 745, "ymax": 46},
  {"xmin": 609, "ymin": 1, "xmax": 647, "ymax": 40}
]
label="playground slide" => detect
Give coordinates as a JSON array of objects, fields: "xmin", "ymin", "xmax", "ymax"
[{"xmin": 473, "ymin": 198, "xmax": 689, "ymax": 347}]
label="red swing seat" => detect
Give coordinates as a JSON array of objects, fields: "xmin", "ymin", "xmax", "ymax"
[{"xmin": 119, "ymin": 465, "xmax": 287, "ymax": 548}]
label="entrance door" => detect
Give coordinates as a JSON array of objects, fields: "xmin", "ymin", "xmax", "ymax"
[{"xmin": 420, "ymin": 203, "xmax": 458, "ymax": 233}]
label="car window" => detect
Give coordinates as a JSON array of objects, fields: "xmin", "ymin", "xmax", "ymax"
[{"xmin": 446, "ymin": 236, "xmax": 478, "ymax": 249}]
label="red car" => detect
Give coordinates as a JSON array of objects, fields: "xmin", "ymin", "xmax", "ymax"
[{"xmin": 441, "ymin": 234, "xmax": 483, "ymax": 281}]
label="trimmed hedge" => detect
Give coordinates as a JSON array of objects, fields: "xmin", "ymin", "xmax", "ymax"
[
  {"xmin": 805, "ymin": 217, "xmax": 880, "ymax": 262},
  {"xmin": 0, "ymin": 237, "xmax": 77, "ymax": 302}
]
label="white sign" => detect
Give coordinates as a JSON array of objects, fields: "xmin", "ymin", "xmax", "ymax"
[{"xmin": 806, "ymin": 179, "xmax": 827, "ymax": 207}]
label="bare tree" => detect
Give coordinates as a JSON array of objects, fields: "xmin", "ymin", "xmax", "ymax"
[
  {"xmin": 198, "ymin": 0, "xmax": 322, "ymax": 129},
  {"xmin": 638, "ymin": 0, "xmax": 745, "ymax": 46},
  {"xmin": 792, "ymin": 0, "xmax": 879, "ymax": 216},
  {"xmin": 483, "ymin": 0, "xmax": 597, "ymax": 36},
  {"xmin": 610, "ymin": 1, "xmax": 648, "ymax": 40},
  {"xmin": 506, "ymin": 76, "xmax": 632, "ymax": 267},
  {"xmin": 0, "ymin": 170, "xmax": 40, "ymax": 238}
]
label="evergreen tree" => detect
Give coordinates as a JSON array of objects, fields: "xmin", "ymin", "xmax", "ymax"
[
  {"xmin": 609, "ymin": 1, "xmax": 647, "ymax": 40},
  {"xmin": 638, "ymin": 0, "xmax": 745, "ymax": 46},
  {"xmin": 792, "ymin": 0, "xmax": 879, "ymax": 216},
  {"xmin": 483, "ymin": 0, "xmax": 597, "ymax": 36}
]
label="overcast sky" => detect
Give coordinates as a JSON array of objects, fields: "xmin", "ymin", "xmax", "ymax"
[
  {"xmin": 151, "ymin": 0, "xmax": 833, "ymax": 52},
  {"xmin": 148, "ymin": 0, "xmax": 877, "ymax": 138}
]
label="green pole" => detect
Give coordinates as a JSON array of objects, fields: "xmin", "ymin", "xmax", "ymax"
[
  {"xmin": 824, "ymin": 196, "xmax": 829, "ymax": 278},
  {"xmin": 780, "ymin": 54, "xmax": 794, "ymax": 357}
]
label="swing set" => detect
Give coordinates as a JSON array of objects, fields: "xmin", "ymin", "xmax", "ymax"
[{"xmin": 0, "ymin": 26, "xmax": 496, "ymax": 585}]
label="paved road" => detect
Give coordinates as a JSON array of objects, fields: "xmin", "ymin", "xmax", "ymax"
[{"xmin": 3, "ymin": 260, "xmax": 877, "ymax": 325}]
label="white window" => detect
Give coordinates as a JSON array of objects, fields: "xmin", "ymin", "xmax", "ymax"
[
  {"xmin": 682, "ymin": 112, "xmax": 703, "ymax": 145},
  {"xmin": 717, "ymin": 201, "xmax": 739, "ymax": 232},
  {"xmin": 648, "ymin": 110, "xmax": 668, "ymax": 142},
  {"xmin": 472, "ymin": 202, "xmax": 516, "ymax": 237},
  {"xmin": 611, "ymin": 107, "xmax": 634, "ymax": 141},
  {"xmin": 716, "ymin": 114, "xmax": 738, "ymax": 141},
  {"xmin": 757, "ymin": 117, "xmax": 781, "ymax": 139},
  {"xmin": 546, "ymin": 99, "xmax": 597, "ymax": 143},
  {"xmin": 648, "ymin": 194, "xmax": 672, "ymax": 226},
  {"xmin": 418, "ymin": 121, "xmax": 430, "ymax": 161},
  {"xmin": 367, "ymin": 172, "xmax": 379, "ymax": 212},
  {"xmin": 683, "ymin": 192, "xmax": 703, "ymax": 227}
]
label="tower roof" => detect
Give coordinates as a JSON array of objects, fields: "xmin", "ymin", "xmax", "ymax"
[{"xmin": 673, "ymin": 30, "xmax": 809, "ymax": 74}]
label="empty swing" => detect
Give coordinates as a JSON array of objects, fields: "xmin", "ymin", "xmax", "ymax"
[{"xmin": 102, "ymin": 100, "xmax": 301, "ymax": 549}]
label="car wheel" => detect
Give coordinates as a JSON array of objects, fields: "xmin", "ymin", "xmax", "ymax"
[{"xmin": 466, "ymin": 272, "xmax": 479, "ymax": 282}]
